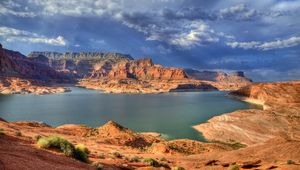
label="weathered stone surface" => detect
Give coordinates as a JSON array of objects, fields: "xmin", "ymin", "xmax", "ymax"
[
  {"xmin": 184, "ymin": 69, "xmax": 252, "ymax": 83},
  {"xmin": 194, "ymin": 81, "xmax": 300, "ymax": 145}
]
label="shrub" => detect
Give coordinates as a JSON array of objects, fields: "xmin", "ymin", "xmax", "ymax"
[
  {"xmin": 130, "ymin": 156, "xmax": 141, "ymax": 162},
  {"xmin": 73, "ymin": 148, "xmax": 88, "ymax": 163},
  {"xmin": 35, "ymin": 135, "xmax": 42, "ymax": 141},
  {"xmin": 37, "ymin": 135, "xmax": 89, "ymax": 162},
  {"xmin": 171, "ymin": 167, "xmax": 185, "ymax": 170},
  {"xmin": 228, "ymin": 164, "xmax": 239, "ymax": 170},
  {"xmin": 142, "ymin": 158, "xmax": 160, "ymax": 167},
  {"xmin": 160, "ymin": 157, "xmax": 168, "ymax": 162},
  {"xmin": 15, "ymin": 132, "xmax": 22, "ymax": 136},
  {"xmin": 111, "ymin": 151, "xmax": 123, "ymax": 158},
  {"xmin": 75, "ymin": 144, "xmax": 90, "ymax": 154},
  {"xmin": 0, "ymin": 128, "xmax": 4, "ymax": 136},
  {"xmin": 287, "ymin": 160, "xmax": 295, "ymax": 165}
]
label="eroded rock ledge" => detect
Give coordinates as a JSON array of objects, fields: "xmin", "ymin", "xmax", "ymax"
[
  {"xmin": 0, "ymin": 77, "xmax": 70, "ymax": 95},
  {"xmin": 194, "ymin": 81, "xmax": 300, "ymax": 146}
]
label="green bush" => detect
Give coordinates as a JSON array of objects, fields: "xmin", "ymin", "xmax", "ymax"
[
  {"xmin": 228, "ymin": 164, "xmax": 239, "ymax": 170},
  {"xmin": 15, "ymin": 132, "xmax": 22, "ymax": 136},
  {"xmin": 0, "ymin": 128, "xmax": 4, "ymax": 136},
  {"xmin": 111, "ymin": 151, "xmax": 123, "ymax": 158},
  {"xmin": 37, "ymin": 135, "xmax": 89, "ymax": 162},
  {"xmin": 142, "ymin": 158, "xmax": 160, "ymax": 167},
  {"xmin": 75, "ymin": 144, "xmax": 90, "ymax": 154},
  {"xmin": 160, "ymin": 157, "xmax": 168, "ymax": 162},
  {"xmin": 73, "ymin": 148, "xmax": 88, "ymax": 163},
  {"xmin": 287, "ymin": 160, "xmax": 295, "ymax": 165},
  {"xmin": 130, "ymin": 156, "xmax": 141, "ymax": 162},
  {"xmin": 171, "ymin": 167, "xmax": 185, "ymax": 170}
]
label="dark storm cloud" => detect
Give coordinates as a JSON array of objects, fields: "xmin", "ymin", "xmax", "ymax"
[{"xmin": 0, "ymin": 0, "xmax": 300, "ymax": 81}]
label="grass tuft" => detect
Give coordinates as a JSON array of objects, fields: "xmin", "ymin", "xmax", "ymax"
[
  {"xmin": 142, "ymin": 158, "xmax": 160, "ymax": 167},
  {"xmin": 228, "ymin": 164, "xmax": 239, "ymax": 170},
  {"xmin": 0, "ymin": 128, "xmax": 4, "ymax": 136},
  {"xmin": 15, "ymin": 132, "xmax": 22, "ymax": 136},
  {"xmin": 37, "ymin": 135, "xmax": 89, "ymax": 162},
  {"xmin": 171, "ymin": 167, "xmax": 185, "ymax": 170}
]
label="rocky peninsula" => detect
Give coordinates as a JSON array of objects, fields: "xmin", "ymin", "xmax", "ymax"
[{"xmin": 194, "ymin": 81, "xmax": 300, "ymax": 146}]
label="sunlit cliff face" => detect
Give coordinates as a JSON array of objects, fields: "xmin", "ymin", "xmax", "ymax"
[{"xmin": 1, "ymin": 0, "xmax": 300, "ymax": 81}]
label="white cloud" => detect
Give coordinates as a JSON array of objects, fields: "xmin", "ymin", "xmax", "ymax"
[
  {"xmin": 226, "ymin": 36, "xmax": 300, "ymax": 50},
  {"xmin": 271, "ymin": 1, "xmax": 300, "ymax": 11},
  {"xmin": 0, "ymin": 27, "xmax": 67, "ymax": 46},
  {"xmin": 0, "ymin": 6, "xmax": 36, "ymax": 17},
  {"xmin": 27, "ymin": 0, "xmax": 120, "ymax": 16},
  {"xmin": 219, "ymin": 4, "xmax": 258, "ymax": 21},
  {"xmin": 166, "ymin": 22, "xmax": 219, "ymax": 48}
]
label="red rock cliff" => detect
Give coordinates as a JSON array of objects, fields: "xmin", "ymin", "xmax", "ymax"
[{"xmin": 91, "ymin": 58, "xmax": 188, "ymax": 80}]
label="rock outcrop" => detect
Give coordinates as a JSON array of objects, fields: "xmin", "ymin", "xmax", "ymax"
[
  {"xmin": 28, "ymin": 51, "xmax": 134, "ymax": 78},
  {"xmin": 1, "ymin": 44, "xmax": 65, "ymax": 80},
  {"xmin": 0, "ymin": 44, "xmax": 69, "ymax": 94},
  {"xmin": 184, "ymin": 69, "xmax": 252, "ymax": 83},
  {"xmin": 90, "ymin": 58, "xmax": 188, "ymax": 80},
  {"xmin": 194, "ymin": 81, "xmax": 300, "ymax": 146}
]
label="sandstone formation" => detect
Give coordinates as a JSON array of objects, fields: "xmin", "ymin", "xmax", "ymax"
[
  {"xmin": 0, "ymin": 44, "xmax": 69, "ymax": 94},
  {"xmin": 28, "ymin": 51, "xmax": 133, "ymax": 78},
  {"xmin": 78, "ymin": 58, "xmax": 251, "ymax": 93},
  {"xmin": 194, "ymin": 81, "xmax": 300, "ymax": 146},
  {"xmin": 184, "ymin": 69, "xmax": 252, "ymax": 83},
  {"xmin": 1, "ymin": 44, "xmax": 252, "ymax": 94},
  {"xmin": 90, "ymin": 58, "xmax": 187, "ymax": 80}
]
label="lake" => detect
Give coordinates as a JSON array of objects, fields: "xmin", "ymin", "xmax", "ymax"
[{"xmin": 0, "ymin": 87, "xmax": 258, "ymax": 141}]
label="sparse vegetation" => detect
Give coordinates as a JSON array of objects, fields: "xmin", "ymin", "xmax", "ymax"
[
  {"xmin": 287, "ymin": 160, "xmax": 295, "ymax": 165},
  {"xmin": 160, "ymin": 157, "xmax": 168, "ymax": 162},
  {"xmin": 37, "ymin": 135, "xmax": 89, "ymax": 162},
  {"xmin": 111, "ymin": 151, "xmax": 123, "ymax": 158},
  {"xmin": 0, "ymin": 128, "xmax": 4, "ymax": 136},
  {"xmin": 171, "ymin": 167, "xmax": 185, "ymax": 170},
  {"xmin": 98, "ymin": 153, "xmax": 105, "ymax": 159},
  {"xmin": 228, "ymin": 164, "xmax": 239, "ymax": 170},
  {"xmin": 75, "ymin": 143, "xmax": 90, "ymax": 154},
  {"xmin": 35, "ymin": 135, "xmax": 42, "ymax": 141},
  {"xmin": 92, "ymin": 162, "xmax": 104, "ymax": 170},
  {"xmin": 213, "ymin": 140, "xmax": 247, "ymax": 150},
  {"xmin": 142, "ymin": 158, "xmax": 160, "ymax": 167},
  {"xmin": 15, "ymin": 132, "xmax": 22, "ymax": 136},
  {"xmin": 73, "ymin": 148, "xmax": 88, "ymax": 163},
  {"xmin": 130, "ymin": 156, "xmax": 141, "ymax": 162}
]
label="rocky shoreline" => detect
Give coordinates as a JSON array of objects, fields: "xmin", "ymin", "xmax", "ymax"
[
  {"xmin": 0, "ymin": 77, "xmax": 71, "ymax": 95},
  {"xmin": 194, "ymin": 81, "xmax": 300, "ymax": 146}
]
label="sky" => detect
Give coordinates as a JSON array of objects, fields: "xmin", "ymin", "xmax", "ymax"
[{"xmin": 0, "ymin": 0, "xmax": 300, "ymax": 82}]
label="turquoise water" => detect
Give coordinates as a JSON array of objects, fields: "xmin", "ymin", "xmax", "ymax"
[{"xmin": 0, "ymin": 87, "xmax": 258, "ymax": 141}]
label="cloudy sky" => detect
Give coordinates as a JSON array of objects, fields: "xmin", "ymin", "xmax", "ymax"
[{"xmin": 0, "ymin": 0, "xmax": 300, "ymax": 82}]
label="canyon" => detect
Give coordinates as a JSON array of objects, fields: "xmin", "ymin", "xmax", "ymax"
[
  {"xmin": 0, "ymin": 44, "xmax": 252, "ymax": 94},
  {"xmin": 1, "ymin": 44, "xmax": 299, "ymax": 169}
]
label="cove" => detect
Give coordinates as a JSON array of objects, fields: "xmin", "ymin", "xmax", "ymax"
[{"xmin": 0, "ymin": 87, "xmax": 258, "ymax": 141}]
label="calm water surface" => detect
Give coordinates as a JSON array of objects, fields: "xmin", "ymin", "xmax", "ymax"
[{"xmin": 0, "ymin": 87, "xmax": 258, "ymax": 141}]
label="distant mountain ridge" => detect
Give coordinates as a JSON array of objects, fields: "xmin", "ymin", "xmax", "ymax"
[
  {"xmin": 28, "ymin": 51, "xmax": 134, "ymax": 78},
  {"xmin": 0, "ymin": 44, "xmax": 64, "ymax": 79},
  {"xmin": 28, "ymin": 51, "xmax": 133, "ymax": 60},
  {"xmin": 184, "ymin": 68, "xmax": 252, "ymax": 83}
]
